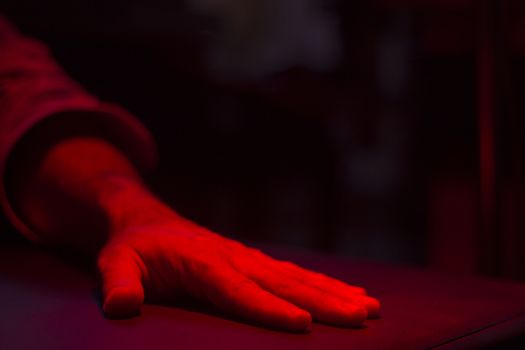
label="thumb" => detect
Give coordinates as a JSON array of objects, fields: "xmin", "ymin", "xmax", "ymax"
[{"xmin": 97, "ymin": 243, "xmax": 145, "ymax": 318}]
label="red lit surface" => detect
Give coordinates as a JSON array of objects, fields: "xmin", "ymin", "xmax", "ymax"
[{"xmin": 1, "ymin": 238, "xmax": 525, "ymax": 349}]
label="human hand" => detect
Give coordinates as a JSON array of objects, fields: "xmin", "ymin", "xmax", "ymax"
[
  {"xmin": 8, "ymin": 133, "xmax": 378, "ymax": 331},
  {"xmin": 98, "ymin": 200, "xmax": 380, "ymax": 331}
]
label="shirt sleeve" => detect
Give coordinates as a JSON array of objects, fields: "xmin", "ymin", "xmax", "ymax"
[{"xmin": 0, "ymin": 15, "xmax": 158, "ymax": 241}]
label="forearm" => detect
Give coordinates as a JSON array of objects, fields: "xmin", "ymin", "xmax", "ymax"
[
  {"xmin": 9, "ymin": 136, "xmax": 155, "ymax": 252},
  {"xmin": 8, "ymin": 128, "xmax": 380, "ymax": 330},
  {"xmin": 0, "ymin": 16, "xmax": 158, "ymax": 243}
]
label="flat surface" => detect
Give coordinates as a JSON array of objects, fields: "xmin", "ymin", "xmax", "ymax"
[{"xmin": 1, "ymin": 237, "xmax": 525, "ymax": 350}]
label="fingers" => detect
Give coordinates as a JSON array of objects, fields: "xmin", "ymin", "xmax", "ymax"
[
  {"xmin": 247, "ymin": 248, "xmax": 367, "ymax": 296},
  {"xmin": 97, "ymin": 244, "xmax": 145, "ymax": 318},
  {"xmin": 211, "ymin": 236, "xmax": 374, "ymax": 312},
  {"xmin": 187, "ymin": 263, "xmax": 312, "ymax": 332},
  {"xmin": 339, "ymin": 294, "xmax": 380, "ymax": 319},
  {"xmin": 280, "ymin": 260, "xmax": 367, "ymax": 295},
  {"xmin": 246, "ymin": 249, "xmax": 380, "ymax": 317},
  {"xmin": 232, "ymin": 260, "xmax": 367, "ymax": 327},
  {"xmin": 275, "ymin": 260, "xmax": 381, "ymax": 318},
  {"xmin": 234, "ymin": 248, "xmax": 380, "ymax": 320}
]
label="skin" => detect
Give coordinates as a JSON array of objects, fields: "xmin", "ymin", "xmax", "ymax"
[{"xmin": 10, "ymin": 136, "xmax": 380, "ymax": 332}]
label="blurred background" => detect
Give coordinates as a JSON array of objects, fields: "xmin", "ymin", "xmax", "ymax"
[{"xmin": 1, "ymin": 0, "xmax": 525, "ymax": 280}]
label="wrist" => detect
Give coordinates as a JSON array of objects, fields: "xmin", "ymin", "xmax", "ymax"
[{"xmin": 97, "ymin": 175, "xmax": 174, "ymax": 237}]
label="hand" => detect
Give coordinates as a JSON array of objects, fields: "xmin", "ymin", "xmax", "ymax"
[
  {"xmin": 98, "ymin": 210, "xmax": 380, "ymax": 331},
  {"xmin": 9, "ymin": 133, "xmax": 379, "ymax": 331}
]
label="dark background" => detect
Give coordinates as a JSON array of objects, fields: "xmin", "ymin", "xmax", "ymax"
[{"xmin": 1, "ymin": 0, "xmax": 525, "ymax": 280}]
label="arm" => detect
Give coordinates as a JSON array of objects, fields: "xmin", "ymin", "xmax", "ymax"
[
  {"xmin": 10, "ymin": 136, "xmax": 378, "ymax": 330},
  {"xmin": 0, "ymin": 15, "xmax": 156, "ymax": 241},
  {"xmin": 1, "ymin": 16, "xmax": 379, "ymax": 331}
]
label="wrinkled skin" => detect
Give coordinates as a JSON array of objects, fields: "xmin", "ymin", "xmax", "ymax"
[
  {"xmin": 13, "ymin": 136, "xmax": 380, "ymax": 332},
  {"xmin": 99, "ymin": 213, "xmax": 380, "ymax": 331}
]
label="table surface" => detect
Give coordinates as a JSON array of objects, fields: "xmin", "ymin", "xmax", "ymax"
[{"xmin": 1, "ymin": 237, "xmax": 525, "ymax": 350}]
